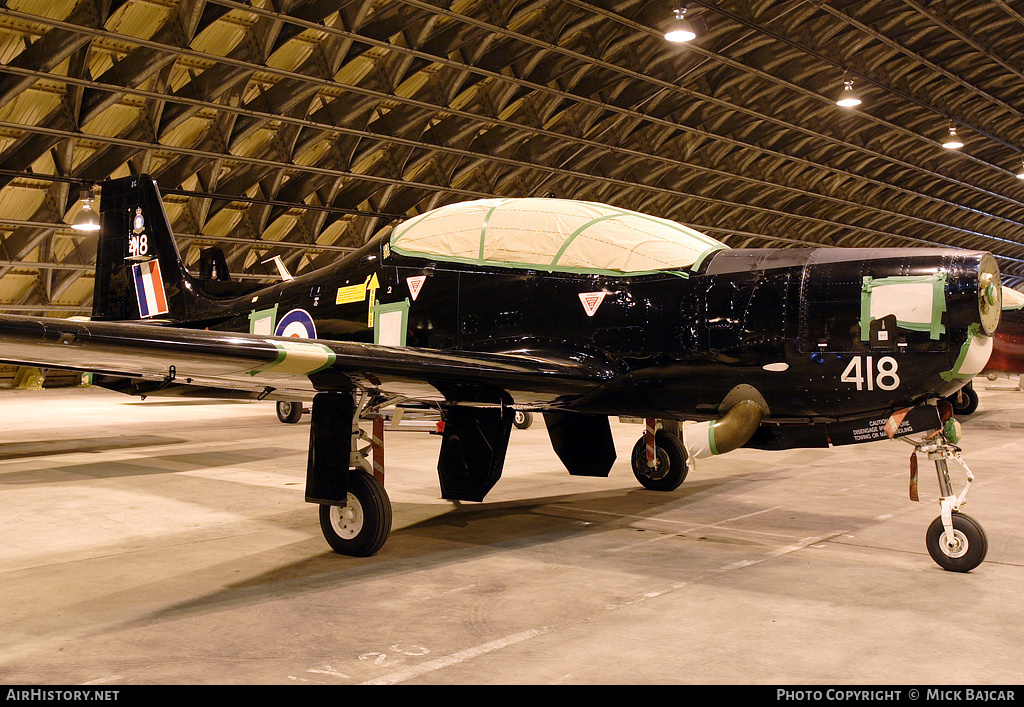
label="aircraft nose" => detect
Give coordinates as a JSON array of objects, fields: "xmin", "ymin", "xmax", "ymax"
[
  {"xmin": 799, "ymin": 248, "xmax": 999, "ymax": 356},
  {"xmin": 942, "ymin": 252, "xmax": 1001, "ymax": 338},
  {"xmin": 939, "ymin": 252, "xmax": 1000, "ymax": 386},
  {"xmin": 977, "ymin": 253, "xmax": 1002, "ymax": 336}
]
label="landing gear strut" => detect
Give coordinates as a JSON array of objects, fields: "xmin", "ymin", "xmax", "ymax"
[
  {"xmin": 904, "ymin": 426, "xmax": 987, "ymax": 572},
  {"xmin": 309, "ymin": 392, "xmax": 392, "ymax": 557}
]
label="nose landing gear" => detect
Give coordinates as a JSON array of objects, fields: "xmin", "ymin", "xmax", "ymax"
[{"xmin": 904, "ymin": 426, "xmax": 987, "ymax": 572}]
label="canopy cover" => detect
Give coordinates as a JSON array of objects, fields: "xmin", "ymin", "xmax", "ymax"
[{"xmin": 389, "ymin": 198, "xmax": 727, "ymax": 275}]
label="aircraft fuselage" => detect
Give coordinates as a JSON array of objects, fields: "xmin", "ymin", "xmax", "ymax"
[{"xmin": 167, "ymin": 235, "xmax": 993, "ymax": 424}]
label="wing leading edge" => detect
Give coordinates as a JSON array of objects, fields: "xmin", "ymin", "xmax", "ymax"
[{"xmin": 0, "ymin": 314, "xmax": 612, "ymax": 405}]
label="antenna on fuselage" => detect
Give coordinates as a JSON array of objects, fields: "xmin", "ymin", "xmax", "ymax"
[{"xmin": 263, "ymin": 255, "xmax": 294, "ymax": 281}]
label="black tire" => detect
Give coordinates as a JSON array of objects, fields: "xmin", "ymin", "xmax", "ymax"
[
  {"xmin": 319, "ymin": 470, "xmax": 392, "ymax": 557},
  {"xmin": 513, "ymin": 410, "xmax": 534, "ymax": 429},
  {"xmin": 926, "ymin": 512, "xmax": 987, "ymax": 572},
  {"xmin": 630, "ymin": 430, "xmax": 688, "ymax": 491},
  {"xmin": 949, "ymin": 384, "xmax": 979, "ymax": 416},
  {"xmin": 276, "ymin": 400, "xmax": 304, "ymax": 424}
]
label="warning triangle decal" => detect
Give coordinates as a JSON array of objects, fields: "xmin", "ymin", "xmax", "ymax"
[
  {"xmin": 578, "ymin": 291, "xmax": 607, "ymax": 317},
  {"xmin": 406, "ymin": 275, "xmax": 426, "ymax": 301}
]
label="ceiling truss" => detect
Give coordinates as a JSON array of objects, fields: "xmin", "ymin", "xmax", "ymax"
[{"xmin": 0, "ymin": 0, "xmax": 1021, "ymax": 316}]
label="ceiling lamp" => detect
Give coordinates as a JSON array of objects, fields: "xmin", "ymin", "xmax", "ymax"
[
  {"xmin": 836, "ymin": 73, "xmax": 862, "ymax": 108},
  {"xmin": 72, "ymin": 185, "xmax": 100, "ymax": 232},
  {"xmin": 942, "ymin": 123, "xmax": 964, "ymax": 150},
  {"xmin": 665, "ymin": 7, "xmax": 696, "ymax": 42},
  {"xmin": 1017, "ymin": 157, "xmax": 1024, "ymax": 180}
]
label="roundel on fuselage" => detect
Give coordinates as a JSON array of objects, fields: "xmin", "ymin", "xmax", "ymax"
[{"xmin": 275, "ymin": 308, "xmax": 317, "ymax": 339}]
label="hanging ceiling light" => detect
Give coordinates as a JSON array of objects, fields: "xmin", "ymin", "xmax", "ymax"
[
  {"xmin": 942, "ymin": 123, "xmax": 964, "ymax": 150},
  {"xmin": 665, "ymin": 7, "xmax": 696, "ymax": 42},
  {"xmin": 71, "ymin": 185, "xmax": 100, "ymax": 232},
  {"xmin": 1017, "ymin": 157, "xmax": 1024, "ymax": 180},
  {"xmin": 836, "ymin": 72, "xmax": 862, "ymax": 108}
]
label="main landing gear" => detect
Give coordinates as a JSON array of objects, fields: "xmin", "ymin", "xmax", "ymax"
[
  {"xmin": 319, "ymin": 469, "xmax": 391, "ymax": 557},
  {"xmin": 628, "ymin": 404, "xmax": 761, "ymax": 494},
  {"xmin": 903, "ymin": 425, "xmax": 987, "ymax": 572},
  {"xmin": 311, "ymin": 393, "xmax": 392, "ymax": 557},
  {"xmin": 630, "ymin": 419, "xmax": 688, "ymax": 491},
  {"xmin": 513, "ymin": 410, "xmax": 534, "ymax": 429},
  {"xmin": 946, "ymin": 382, "xmax": 979, "ymax": 416},
  {"xmin": 276, "ymin": 400, "xmax": 304, "ymax": 423}
]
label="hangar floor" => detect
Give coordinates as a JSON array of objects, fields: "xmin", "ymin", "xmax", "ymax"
[{"xmin": 1, "ymin": 383, "xmax": 1023, "ymax": 686}]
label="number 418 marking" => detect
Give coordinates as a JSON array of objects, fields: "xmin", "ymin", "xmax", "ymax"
[
  {"xmin": 841, "ymin": 355, "xmax": 900, "ymax": 391},
  {"xmin": 128, "ymin": 234, "xmax": 148, "ymax": 257}
]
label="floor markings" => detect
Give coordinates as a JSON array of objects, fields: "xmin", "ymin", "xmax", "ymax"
[{"xmin": 362, "ymin": 529, "xmax": 845, "ymax": 685}]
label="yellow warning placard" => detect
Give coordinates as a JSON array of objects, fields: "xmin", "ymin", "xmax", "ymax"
[
  {"xmin": 336, "ymin": 281, "xmax": 367, "ymax": 305},
  {"xmin": 335, "ymin": 273, "xmax": 381, "ymax": 306}
]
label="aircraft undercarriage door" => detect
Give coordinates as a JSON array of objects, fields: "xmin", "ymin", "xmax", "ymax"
[
  {"xmin": 543, "ymin": 412, "xmax": 616, "ymax": 477},
  {"xmin": 437, "ymin": 404, "xmax": 515, "ymax": 501},
  {"xmin": 305, "ymin": 392, "xmax": 355, "ymax": 504}
]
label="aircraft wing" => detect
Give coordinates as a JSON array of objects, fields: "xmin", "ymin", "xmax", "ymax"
[{"xmin": 0, "ymin": 314, "xmax": 612, "ymax": 404}]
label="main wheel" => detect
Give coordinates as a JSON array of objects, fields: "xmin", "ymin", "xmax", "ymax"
[
  {"xmin": 948, "ymin": 384, "xmax": 979, "ymax": 416},
  {"xmin": 276, "ymin": 400, "xmax": 304, "ymax": 423},
  {"xmin": 926, "ymin": 512, "xmax": 987, "ymax": 572},
  {"xmin": 513, "ymin": 410, "xmax": 534, "ymax": 429},
  {"xmin": 319, "ymin": 470, "xmax": 392, "ymax": 557},
  {"xmin": 630, "ymin": 430, "xmax": 688, "ymax": 491}
]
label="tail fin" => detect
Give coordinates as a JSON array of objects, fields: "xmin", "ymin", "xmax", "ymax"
[{"xmin": 92, "ymin": 174, "xmax": 200, "ymax": 322}]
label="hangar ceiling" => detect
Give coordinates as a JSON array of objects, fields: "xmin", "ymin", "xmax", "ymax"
[{"xmin": 1, "ymin": 0, "xmax": 1023, "ymax": 317}]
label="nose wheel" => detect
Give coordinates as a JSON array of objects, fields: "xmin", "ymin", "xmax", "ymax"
[{"xmin": 926, "ymin": 512, "xmax": 987, "ymax": 573}]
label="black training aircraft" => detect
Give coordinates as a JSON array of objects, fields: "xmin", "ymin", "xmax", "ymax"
[{"xmin": 0, "ymin": 175, "xmax": 1003, "ymax": 571}]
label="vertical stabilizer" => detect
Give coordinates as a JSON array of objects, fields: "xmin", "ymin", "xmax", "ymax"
[{"xmin": 92, "ymin": 175, "xmax": 198, "ymax": 322}]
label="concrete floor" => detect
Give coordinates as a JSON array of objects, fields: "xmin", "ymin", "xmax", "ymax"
[{"xmin": 1, "ymin": 382, "xmax": 1023, "ymax": 686}]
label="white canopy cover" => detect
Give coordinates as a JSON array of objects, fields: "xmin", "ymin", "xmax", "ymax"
[{"xmin": 389, "ymin": 197, "xmax": 727, "ymax": 276}]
